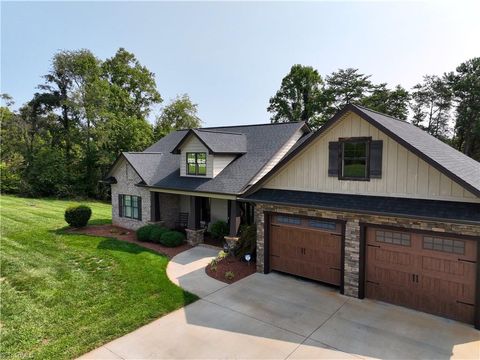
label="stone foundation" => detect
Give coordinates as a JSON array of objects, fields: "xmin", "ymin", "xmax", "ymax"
[
  {"xmin": 185, "ymin": 228, "xmax": 205, "ymax": 246},
  {"xmin": 255, "ymin": 203, "xmax": 480, "ymax": 298}
]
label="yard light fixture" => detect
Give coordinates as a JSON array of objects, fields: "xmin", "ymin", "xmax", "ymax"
[{"xmin": 245, "ymin": 254, "xmax": 251, "ymax": 266}]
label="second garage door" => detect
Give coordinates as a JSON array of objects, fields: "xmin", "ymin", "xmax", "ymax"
[
  {"xmin": 269, "ymin": 214, "xmax": 342, "ymax": 286},
  {"xmin": 366, "ymin": 227, "xmax": 477, "ymax": 324}
]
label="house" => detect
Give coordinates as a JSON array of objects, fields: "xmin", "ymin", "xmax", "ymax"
[{"xmin": 106, "ymin": 104, "xmax": 480, "ymax": 329}]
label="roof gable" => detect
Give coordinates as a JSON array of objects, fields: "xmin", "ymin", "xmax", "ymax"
[
  {"xmin": 247, "ymin": 104, "xmax": 480, "ymax": 198},
  {"xmin": 171, "ymin": 129, "xmax": 247, "ymax": 154}
]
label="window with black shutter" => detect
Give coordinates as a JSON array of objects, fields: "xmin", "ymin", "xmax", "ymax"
[
  {"xmin": 119, "ymin": 194, "xmax": 142, "ymax": 220},
  {"xmin": 328, "ymin": 137, "xmax": 382, "ymax": 181}
]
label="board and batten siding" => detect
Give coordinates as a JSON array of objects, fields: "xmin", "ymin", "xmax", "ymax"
[
  {"xmin": 265, "ymin": 112, "xmax": 479, "ymax": 203},
  {"xmin": 180, "ymin": 135, "xmax": 236, "ymax": 178},
  {"xmin": 250, "ymin": 128, "xmax": 304, "ymax": 185}
]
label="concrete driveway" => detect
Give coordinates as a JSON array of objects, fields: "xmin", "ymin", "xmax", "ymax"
[{"xmin": 81, "ymin": 246, "xmax": 480, "ymax": 359}]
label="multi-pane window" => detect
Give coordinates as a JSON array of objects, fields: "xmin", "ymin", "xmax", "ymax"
[
  {"xmin": 275, "ymin": 215, "xmax": 301, "ymax": 225},
  {"xmin": 308, "ymin": 219, "xmax": 337, "ymax": 230},
  {"xmin": 120, "ymin": 194, "xmax": 141, "ymax": 220},
  {"xmin": 186, "ymin": 152, "xmax": 207, "ymax": 176},
  {"xmin": 376, "ymin": 230, "xmax": 411, "ymax": 246},
  {"xmin": 341, "ymin": 140, "xmax": 368, "ymax": 179},
  {"xmin": 423, "ymin": 236, "xmax": 465, "ymax": 254}
]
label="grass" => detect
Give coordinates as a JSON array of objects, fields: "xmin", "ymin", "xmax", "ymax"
[{"xmin": 0, "ymin": 195, "xmax": 198, "ymax": 359}]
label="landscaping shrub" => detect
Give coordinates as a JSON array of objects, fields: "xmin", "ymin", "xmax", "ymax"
[
  {"xmin": 136, "ymin": 224, "xmax": 158, "ymax": 242},
  {"xmin": 225, "ymin": 271, "xmax": 235, "ymax": 281},
  {"xmin": 234, "ymin": 224, "xmax": 257, "ymax": 259},
  {"xmin": 160, "ymin": 230, "xmax": 185, "ymax": 247},
  {"xmin": 149, "ymin": 226, "xmax": 169, "ymax": 243},
  {"xmin": 64, "ymin": 205, "xmax": 92, "ymax": 228},
  {"xmin": 210, "ymin": 220, "xmax": 228, "ymax": 240}
]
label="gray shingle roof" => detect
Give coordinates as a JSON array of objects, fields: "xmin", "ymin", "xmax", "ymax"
[
  {"xmin": 352, "ymin": 104, "xmax": 480, "ymax": 197},
  {"xmin": 182, "ymin": 129, "xmax": 247, "ymax": 154},
  {"xmin": 135, "ymin": 122, "xmax": 306, "ymax": 195}
]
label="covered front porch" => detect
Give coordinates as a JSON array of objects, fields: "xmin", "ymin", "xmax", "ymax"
[{"xmin": 149, "ymin": 189, "xmax": 254, "ymax": 246}]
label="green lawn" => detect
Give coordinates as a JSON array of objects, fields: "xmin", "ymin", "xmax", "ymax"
[{"xmin": 0, "ymin": 195, "xmax": 197, "ymax": 359}]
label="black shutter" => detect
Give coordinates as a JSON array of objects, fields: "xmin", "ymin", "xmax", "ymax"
[
  {"xmin": 138, "ymin": 197, "xmax": 142, "ymax": 221},
  {"xmin": 328, "ymin": 142, "xmax": 340, "ymax": 177},
  {"xmin": 118, "ymin": 194, "xmax": 123, "ymax": 217},
  {"xmin": 370, "ymin": 140, "xmax": 383, "ymax": 178}
]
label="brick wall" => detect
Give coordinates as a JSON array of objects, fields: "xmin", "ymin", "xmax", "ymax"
[
  {"xmin": 111, "ymin": 161, "xmax": 151, "ymax": 230},
  {"xmin": 255, "ymin": 203, "xmax": 480, "ymax": 298}
]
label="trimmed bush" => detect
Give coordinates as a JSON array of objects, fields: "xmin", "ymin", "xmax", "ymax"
[
  {"xmin": 210, "ymin": 220, "xmax": 228, "ymax": 240},
  {"xmin": 64, "ymin": 205, "xmax": 92, "ymax": 228},
  {"xmin": 149, "ymin": 226, "xmax": 169, "ymax": 243},
  {"xmin": 136, "ymin": 224, "xmax": 158, "ymax": 242},
  {"xmin": 234, "ymin": 224, "xmax": 256, "ymax": 259},
  {"xmin": 160, "ymin": 230, "xmax": 185, "ymax": 247}
]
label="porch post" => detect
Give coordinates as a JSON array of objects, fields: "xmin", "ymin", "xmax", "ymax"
[
  {"xmin": 188, "ymin": 196, "xmax": 200, "ymax": 230},
  {"xmin": 228, "ymin": 200, "xmax": 238, "ymax": 236},
  {"xmin": 226, "ymin": 199, "xmax": 241, "ymax": 250},
  {"xmin": 186, "ymin": 196, "xmax": 204, "ymax": 246}
]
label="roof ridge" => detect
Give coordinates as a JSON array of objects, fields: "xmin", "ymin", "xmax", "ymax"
[
  {"xmin": 187, "ymin": 121, "xmax": 304, "ymax": 131},
  {"xmin": 126, "ymin": 151, "xmax": 163, "ymax": 154},
  {"xmin": 352, "ymin": 104, "xmax": 408, "ymax": 123},
  {"xmin": 195, "ymin": 129, "xmax": 245, "ymax": 136}
]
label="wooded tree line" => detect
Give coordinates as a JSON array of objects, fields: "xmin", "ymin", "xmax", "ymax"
[
  {"xmin": 1, "ymin": 50, "xmax": 478, "ymax": 200},
  {"xmin": 268, "ymin": 58, "xmax": 480, "ymax": 160},
  {"xmin": 1, "ymin": 48, "xmax": 201, "ymax": 199}
]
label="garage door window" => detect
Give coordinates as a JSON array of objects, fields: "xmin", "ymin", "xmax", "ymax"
[
  {"xmin": 423, "ymin": 236, "xmax": 465, "ymax": 254},
  {"xmin": 275, "ymin": 215, "xmax": 301, "ymax": 225},
  {"xmin": 308, "ymin": 219, "xmax": 337, "ymax": 230},
  {"xmin": 376, "ymin": 230, "xmax": 410, "ymax": 246}
]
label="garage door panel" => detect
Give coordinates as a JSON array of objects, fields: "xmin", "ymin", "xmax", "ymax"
[
  {"xmin": 366, "ymin": 227, "xmax": 477, "ymax": 325},
  {"xmin": 269, "ymin": 215, "xmax": 342, "ymax": 286}
]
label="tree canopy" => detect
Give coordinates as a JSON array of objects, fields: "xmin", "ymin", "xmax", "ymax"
[
  {"xmin": 154, "ymin": 94, "xmax": 202, "ymax": 140},
  {"xmin": 267, "ymin": 65, "xmax": 325, "ymax": 129}
]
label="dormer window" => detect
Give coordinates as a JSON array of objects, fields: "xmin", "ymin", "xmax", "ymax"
[{"xmin": 187, "ymin": 152, "xmax": 207, "ymax": 176}]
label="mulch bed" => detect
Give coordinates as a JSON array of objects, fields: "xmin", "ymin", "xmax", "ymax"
[
  {"xmin": 205, "ymin": 255, "xmax": 256, "ymax": 284},
  {"xmin": 67, "ymin": 224, "xmax": 192, "ymax": 259}
]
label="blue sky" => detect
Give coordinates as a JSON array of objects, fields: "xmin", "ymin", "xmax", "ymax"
[{"xmin": 2, "ymin": 1, "xmax": 479, "ymax": 127}]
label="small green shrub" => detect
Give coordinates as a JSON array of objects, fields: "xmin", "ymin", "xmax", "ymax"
[
  {"xmin": 64, "ymin": 205, "xmax": 92, "ymax": 228},
  {"xmin": 225, "ymin": 271, "xmax": 235, "ymax": 281},
  {"xmin": 216, "ymin": 250, "xmax": 228, "ymax": 261},
  {"xmin": 136, "ymin": 224, "xmax": 158, "ymax": 242},
  {"xmin": 234, "ymin": 224, "xmax": 257, "ymax": 259},
  {"xmin": 210, "ymin": 220, "xmax": 228, "ymax": 240},
  {"xmin": 149, "ymin": 226, "xmax": 169, "ymax": 243},
  {"xmin": 160, "ymin": 230, "xmax": 185, "ymax": 247}
]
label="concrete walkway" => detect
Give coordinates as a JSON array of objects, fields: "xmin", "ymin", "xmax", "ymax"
[
  {"xmin": 166, "ymin": 244, "xmax": 227, "ymax": 297},
  {"xmin": 80, "ymin": 247, "xmax": 480, "ymax": 360}
]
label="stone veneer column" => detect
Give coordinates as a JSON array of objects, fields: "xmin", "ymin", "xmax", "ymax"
[
  {"xmin": 185, "ymin": 228, "xmax": 205, "ymax": 246},
  {"xmin": 255, "ymin": 206, "xmax": 265, "ymax": 273},
  {"xmin": 343, "ymin": 220, "xmax": 361, "ymax": 297}
]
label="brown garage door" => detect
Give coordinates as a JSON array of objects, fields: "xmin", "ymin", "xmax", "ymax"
[
  {"xmin": 366, "ymin": 227, "xmax": 477, "ymax": 324},
  {"xmin": 269, "ymin": 214, "xmax": 342, "ymax": 286}
]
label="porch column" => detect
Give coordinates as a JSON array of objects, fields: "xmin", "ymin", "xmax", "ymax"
[
  {"xmin": 188, "ymin": 196, "xmax": 201, "ymax": 230},
  {"xmin": 228, "ymin": 200, "xmax": 241, "ymax": 236},
  {"xmin": 186, "ymin": 196, "xmax": 204, "ymax": 246},
  {"xmin": 225, "ymin": 200, "xmax": 241, "ymax": 251}
]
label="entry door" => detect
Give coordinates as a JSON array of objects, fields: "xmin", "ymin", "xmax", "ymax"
[
  {"xmin": 366, "ymin": 227, "xmax": 477, "ymax": 324},
  {"xmin": 269, "ymin": 214, "xmax": 342, "ymax": 286}
]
